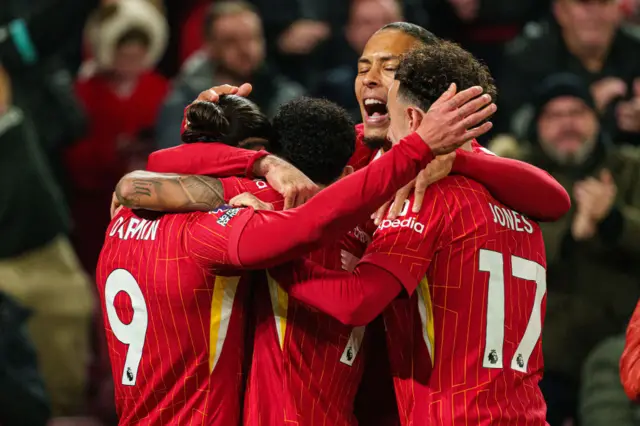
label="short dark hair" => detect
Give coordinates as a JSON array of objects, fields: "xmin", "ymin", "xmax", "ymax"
[
  {"xmin": 203, "ymin": 1, "xmax": 258, "ymax": 40},
  {"xmin": 377, "ymin": 22, "xmax": 438, "ymax": 46},
  {"xmin": 395, "ymin": 40, "xmax": 497, "ymax": 111},
  {"xmin": 182, "ymin": 95, "xmax": 272, "ymax": 147},
  {"xmin": 272, "ymin": 98, "xmax": 355, "ymax": 185}
]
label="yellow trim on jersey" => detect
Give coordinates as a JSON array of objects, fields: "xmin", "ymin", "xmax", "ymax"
[
  {"xmin": 266, "ymin": 272, "xmax": 289, "ymax": 349},
  {"xmin": 417, "ymin": 277, "xmax": 435, "ymax": 366},
  {"xmin": 209, "ymin": 276, "xmax": 240, "ymax": 373}
]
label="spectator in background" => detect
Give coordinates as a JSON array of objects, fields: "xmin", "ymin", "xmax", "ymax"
[
  {"xmin": 499, "ymin": 0, "xmax": 640, "ymax": 143},
  {"xmin": 490, "ymin": 73, "xmax": 640, "ymax": 426},
  {"xmin": 0, "ymin": 62, "xmax": 93, "ymax": 417},
  {"xmin": 312, "ymin": 0, "xmax": 402, "ymax": 121},
  {"xmin": 156, "ymin": 1, "xmax": 304, "ymax": 149},
  {"xmin": 66, "ymin": 0, "xmax": 169, "ymax": 274},
  {"xmin": 579, "ymin": 335, "xmax": 638, "ymax": 426},
  {"xmin": 425, "ymin": 0, "xmax": 548, "ymax": 84}
]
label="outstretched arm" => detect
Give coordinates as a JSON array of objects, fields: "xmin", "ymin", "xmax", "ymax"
[
  {"xmin": 269, "ymin": 258, "xmax": 403, "ymax": 326},
  {"xmin": 115, "ymin": 171, "xmax": 226, "ymax": 213},
  {"xmin": 453, "ymin": 148, "xmax": 571, "ymax": 221}
]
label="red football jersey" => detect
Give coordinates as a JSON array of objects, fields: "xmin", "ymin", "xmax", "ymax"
[
  {"xmin": 364, "ymin": 175, "xmax": 548, "ymax": 425},
  {"xmin": 96, "ymin": 206, "xmax": 256, "ymax": 425},
  {"xmin": 221, "ymin": 177, "xmax": 372, "ymax": 426}
]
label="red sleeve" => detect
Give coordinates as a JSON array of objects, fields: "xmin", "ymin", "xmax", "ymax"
[
  {"xmin": 269, "ymin": 258, "xmax": 403, "ymax": 326},
  {"xmin": 147, "ymin": 143, "xmax": 269, "ymax": 178},
  {"xmin": 184, "ymin": 208, "xmax": 255, "ymax": 269},
  {"xmin": 232, "ymin": 131, "xmax": 435, "ymax": 269},
  {"xmin": 452, "ymin": 148, "xmax": 570, "ymax": 222},
  {"xmin": 621, "ymin": 299, "xmax": 640, "ymax": 402},
  {"xmin": 359, "ymin": 186, "xmax": 449, "ymax": 295},
  {"xmin": 219, "ymin": 177, "xmax": 285, "ymax": 210}
]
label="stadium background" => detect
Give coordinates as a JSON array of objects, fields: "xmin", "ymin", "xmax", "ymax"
[{"xmin": 1, "ymin": 0, "xmax": 640, "ymax": 424}]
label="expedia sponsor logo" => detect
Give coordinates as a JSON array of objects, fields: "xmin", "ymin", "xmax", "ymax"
[
  {"xmin": 216, "ymin": 208, "xmax": 241, "ymax": 226},
  {"xmin": 378, "ymin": 217, "xmax": 425, "ymax": 234}
]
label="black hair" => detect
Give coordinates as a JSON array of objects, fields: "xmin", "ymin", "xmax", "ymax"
[
  {"xmin": 272, "ymin": 97, "xmax": 355, "ymax": 185},
  {"xmin": 377, "ymin": 22, "xmax": 438, "ymax": 46},
  {"xmin": 203, "ymin": 1, "xmax": 258, "ymax": 40},
  {"xmin": 181, "ymin": 95, "xmax": 272, "ymax": 147},
  {"xmin": 395, "ymin": 40, "xmax": 497, "ymax": 111}
]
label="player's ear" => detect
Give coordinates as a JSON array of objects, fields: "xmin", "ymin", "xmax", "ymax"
[
  {"xmin": 406, "ymin": 106, "xmax": 424, "ymax": 133},
  {"xmin": 340, "ymin": 165, "xmax": 354, "ymax": 179}
]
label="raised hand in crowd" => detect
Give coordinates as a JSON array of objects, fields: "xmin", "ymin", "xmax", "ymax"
[
  {"xmin": 591, "ymin": 77, "xmax": 627, "ymax": 114},
  {"xmin": 616, "ymin": 78, "xmax": 640, "ymax": 133},
  {"xmin": 571, "ymin": 169, "xmax": 617, "ymax": 240},
  {"xmin": 277, "ymin": 20, "xmax": 331, "ymax": 55}
]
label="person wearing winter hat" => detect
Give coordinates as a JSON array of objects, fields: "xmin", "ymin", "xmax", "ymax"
[{"xmin": 491, "ymin": 72, "xmax": 640, "ymax": 425}]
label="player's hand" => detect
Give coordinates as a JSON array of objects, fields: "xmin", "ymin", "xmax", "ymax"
[
  {"xmin": 255, "ymin": 155, "xmax": 320, "ymax": 209},
  {"xmin": 416, "ymin": 83, "xmax": 496, "ymax": 156},
  {"xmin": 110, "ymin": 192, "xmax": 122, "ymax": 219},
  {"xmin": 341, "ymin": 250, "xmax": 360, "ymax": 272},
  {"xmin": 229, "ymin": 192, "xmax": 275, "ymax": 211},
  {"xmin": 194, "ymin": 83, "xmax": 253, "ymax": 103},
  {"xmin": 372, "ymin": 152, "xmax": 456, "ymax": 225}
]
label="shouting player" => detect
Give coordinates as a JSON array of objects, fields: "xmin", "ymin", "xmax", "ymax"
[
  {"xmin": 97, "ymin": 87, "xmax": 492, "ymax": 425},
  {"xmin": 268, "ymin": 41, "xmax": 549, "ymax": 425}
]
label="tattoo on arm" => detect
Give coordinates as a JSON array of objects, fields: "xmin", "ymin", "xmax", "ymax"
[{"xmin": 116, "ymin": 172, "xmax": 226, "ymax": 212}]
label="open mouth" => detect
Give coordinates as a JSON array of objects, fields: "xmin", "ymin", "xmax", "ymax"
[{"xmin": 363, "ymin": 98, "xmax": 389, "ymax": 125}]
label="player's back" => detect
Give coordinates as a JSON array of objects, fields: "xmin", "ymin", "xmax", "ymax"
[
  {"xmin": 380, "ymin": 175, "xmax": 548, "ymax": 426},
  {"xmin": 223, "ymin": 177, "xmax": 371, "ymax": 426},
  {"xmin": 96, "ymin": 208, "xmax": 247, "ymax": 425}
]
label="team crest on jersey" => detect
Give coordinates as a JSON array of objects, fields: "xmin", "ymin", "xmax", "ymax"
[{"xmin": 216, "ymin": 208, "xmax": 241, "ymax": 226}]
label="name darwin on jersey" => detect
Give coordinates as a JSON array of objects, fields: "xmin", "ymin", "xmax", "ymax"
[{"xmin": 109, "ymin": 216, "xmax": 159, "ymax": 241}]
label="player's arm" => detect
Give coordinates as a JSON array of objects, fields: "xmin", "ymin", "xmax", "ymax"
[
  {"xmin": 187, "ymin": 131, "xmax": 436, "ymax": 269},
  {"xmin": 269, "ymin": 189, "xmax": 448, "ymax": 326},
  {"xmin": 620, "ymin": 299, "xmax": 640, "ymax": 402},
  {"xmin": 270, "ymin": 259, "xmax": 404, "ymax": 326},
  {"xmin": 148, "ymin": 144, "xmax": 317, "ymax": 209},
  {"xmin": 453, "ymin": 148, "xmax": 571, "ymax": 221},
  {"xmin": 148, "ymin": 142, "xmax": 269, "ymax": 178},
  {"xmin": 115, "ymin": 171, "xmax": 225, "ymax": 213}
]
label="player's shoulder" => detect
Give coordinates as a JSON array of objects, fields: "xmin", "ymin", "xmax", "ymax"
[{"xmin": 220, "ymin": 176, "xmax": 283, "ymax": 207}]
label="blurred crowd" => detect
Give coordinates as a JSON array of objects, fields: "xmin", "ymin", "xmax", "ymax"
[{"xmin": 2, "ymin": 0, "xmax": 640, "ymax": 425}]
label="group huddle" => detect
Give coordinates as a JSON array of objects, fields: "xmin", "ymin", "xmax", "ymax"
[{"xmin": 97, "ymin": 23, "xmax": 570, "ymax": 426}]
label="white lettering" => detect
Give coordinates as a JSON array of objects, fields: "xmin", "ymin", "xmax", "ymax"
[
  {"xmin": 378, "ymin": 217, "xmax": 424, "ymax": 234},
  {"xmin": 109, "ymin": 218, "xmax": 159, "ymax": 241},
  {"xmin": 487, "ymin": 203, "xmax": 533, "ymax": 234},
  {"xmin": 109, "ymin": 217, "xmax": 124, "ymax": 237}
]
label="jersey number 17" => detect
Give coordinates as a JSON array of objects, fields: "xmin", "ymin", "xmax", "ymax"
[{"xmin": 479, "ymin": 249, "xmax": 546, "ymax": 373}]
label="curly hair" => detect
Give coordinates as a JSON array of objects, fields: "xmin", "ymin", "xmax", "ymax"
[
  {"xmin": 182, "ymin": 95, "xmax": 272, "ymax": 147},
  {"xmin": 394, "ymin": 40, "xmax": 497, "ymax": 111},
  {"xmin": 272, "ymin": 97, "xmax": 355, "ymax": 185}
]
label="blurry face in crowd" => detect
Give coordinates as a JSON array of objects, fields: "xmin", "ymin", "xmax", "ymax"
[
  {"xmin": 346, "ymin": 0, "xmax": 402, "ymax": 54},
  {"xmin": 356, "ymin": 29, "xmax": 420, "ymax": 147},
  {"xmin": 554, "ymin": 0, "xmax": 621, "ymax": 52},
  {"xmin": 537, "ymin": 96, "xmax": 599, "ymax": 164},
  {"xmin": 112, "ymin": 41, "xmax": 149, "ymax": 80},
  {"xmin": 0, "ymin": 65, "xmax": 10, "ymax": 112},
  {"xmin": 207, "ymin": 11, "xmax": 266, "ymax": 79}
]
